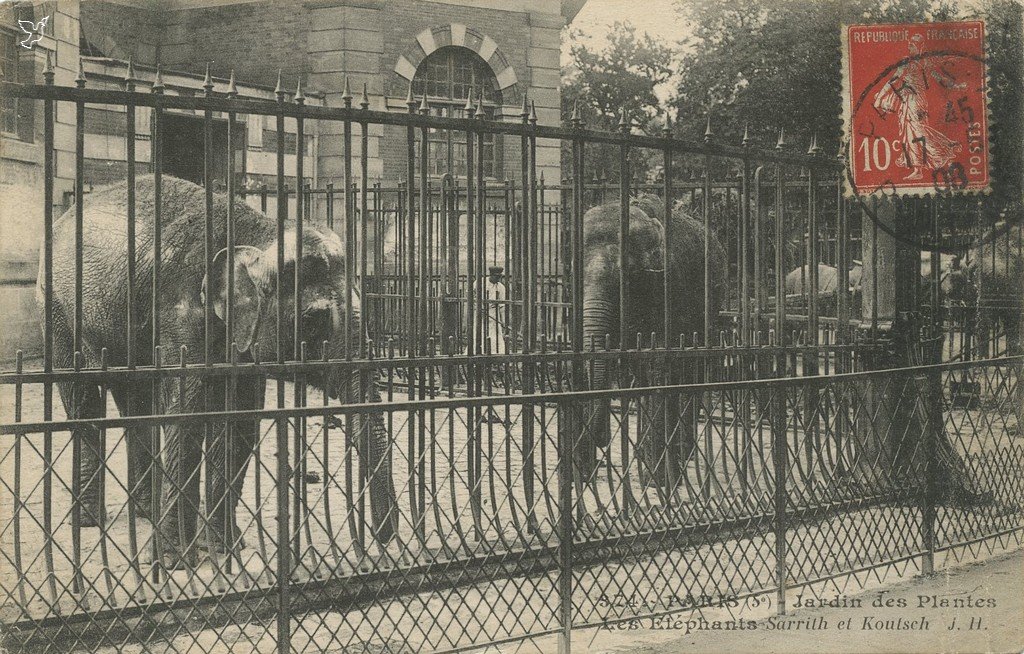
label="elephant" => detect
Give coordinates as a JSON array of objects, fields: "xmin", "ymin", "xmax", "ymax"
[
  {"xmin": 943, "ymin": 235, "xmax": 1023, "ymax": 357},
  {"xmin": 39, "ymin": 175, "xmax": 398, "ymax": 568},
  {"xmin": 569, "ymin": 194, "xmax": 727, "ymax": 489},
  {"xmin": 784, "ymin": 262, "xmax": 863, "ymax": 299},
  {"xmin": 780, "ymin": 252, "xmax": 958, "ymax": 319}
]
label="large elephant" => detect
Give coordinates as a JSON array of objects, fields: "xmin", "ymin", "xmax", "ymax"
[
  {"xmin": 573, "ymin": 195, "xmax": 727, "ymax": 488},
  {"xmin": 40, "ymin": 176, "xmax": 398, "ymax": 567}
]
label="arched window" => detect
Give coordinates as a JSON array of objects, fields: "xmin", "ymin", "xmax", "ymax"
[
  {"xmin": 0, "ymin": 2, "xmax": 38, "ymax": 141},
  {"xmin": 412, "ymin": 46, "xmax": 501, "ymax": 177}
]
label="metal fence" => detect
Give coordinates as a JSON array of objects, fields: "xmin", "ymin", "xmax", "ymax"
[
  {"xmin": 1, "ymin": 60, "xmax": 1022, "ymax": 653},
  {"xmin": 2, "ymin": 350, "xmax": 1021, "ymax": 651}
]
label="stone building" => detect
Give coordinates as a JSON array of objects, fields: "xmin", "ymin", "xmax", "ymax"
[{"xmin": 0, "ymin": 0, "xmax": 585, "ymax": 359}]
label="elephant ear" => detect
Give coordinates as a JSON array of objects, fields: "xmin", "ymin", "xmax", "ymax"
[{"xmin": 202, "ymin": 246, "xmax": 270, "ymax": 353}]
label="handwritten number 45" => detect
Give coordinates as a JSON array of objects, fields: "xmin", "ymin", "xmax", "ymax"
[{"xmin": 945, "ymin": 97, "xmax": 974, "ymax": 124}]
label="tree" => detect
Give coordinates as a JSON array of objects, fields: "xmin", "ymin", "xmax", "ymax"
[
  {"xmin": 669, "ymin": 0, "xmax": 1021, "ymax": 210},
  {"xmin": 561, "ymin": 22, "xmax": 674, "ymax": 183},
  {"xmin": 671, "ymin": 0, "xmax": 959, "ymax": 147}
]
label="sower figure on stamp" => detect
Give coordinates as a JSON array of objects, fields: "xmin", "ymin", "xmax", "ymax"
[{"xmin": 873, "ymin": 33, "xmax": 964, "ymax": 180}]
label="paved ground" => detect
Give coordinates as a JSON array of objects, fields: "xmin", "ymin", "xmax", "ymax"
[{"xmin": 522, "ymin": 548, "xmax": 1024, "ymax": 654}]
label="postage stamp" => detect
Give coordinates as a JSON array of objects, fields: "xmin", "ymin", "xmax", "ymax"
[{"xmin": 842, "ymin": 21, "xmax": 989, "ymax": 197}]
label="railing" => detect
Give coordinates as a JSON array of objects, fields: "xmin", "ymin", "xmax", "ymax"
[{"xmin": 1, "ymin": 354, "xmax": 1020, "ymax": 651}]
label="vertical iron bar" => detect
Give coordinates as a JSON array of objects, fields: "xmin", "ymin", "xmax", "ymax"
[
  {"xmin": 930, "ymin": 201, "xmax": 940, "ymax": 336},
  {"xmin": 71, "ymin": 65, "xmax": 86, "ymax": 594},
  {"xmin": 618, "ymin": 125, "xmax": 629, "ymax": 349},
  {"xmin": 663, "ymin": 141, "xmax": 672, "ymax": 343},
  {"xmin": 521, "ymin": 100, "xmax": 532, "ymax": 352},
  {"xmin": 202, "ymin": 68, "xmax": 218, "ymax": 563},
  {"xmin": 41, "ymin": 56, "xmax": 58, "ymax": 605},
  {"xmin": 419, "ymin": 102, "xmax": 429, "ymax": 358},
  {"xmin": 13, "ymin": 352, "xmax": 27, "ymax": 610},
  {"xmin": 465, "ymin": 94, "xmax": 482, "ymax": 538},
  {"xmin": 558, "ymin": 395, "xmax": 574, "ymax": 654},
  {"xmin": 125, "ymin": 67, "xmax": 137, "ymax": 367},
  {"xmin": 225, "ymin": 73, "xmax": 241, "ymax": 575},
  {"xmin": 274, "ymin": 75, "xmax": 290, "ymax": 654},
  {"xmin": 573, "ymin": 129, "xmax": 584, "ymax": 353},
  {"xmin": 524, "ymin": 101, "xmax": 538, "ymax": 531},
  {"xmin": 406, "ymin": 91, "xmax": 417, "ymax": 358},
  {"xmin": 837, "ymin": 177, "xmax": 849, "ymax": 342},
  {"xmin": 871, "ymin": 196, "xmax": 878, "ymax": 337},
  {"xmin": 121, "ymin": 63, "xmax": 142, "ymax": 589},
  {"xmin": 617, "ymin": 119, "xmax": 632, "ymax": 518},
  {"xmin": 807, "ymin": 164, "xmax": 819, "ymax": 344},
  {"xmin": 404, "ymin": 90, "xmax": 420, "ymax": 541},
  {"xmin": 921, "ymin": 372, "xmax": 938, "ymax": 575},
  {"xmin": 326, "ymin": 182, "xmax": 335, "ymax": 231},
  {"xmin": 360, "ymin": 90, "xmax": 370, "ymax": 358},
  {"xmin": 418, "ymin": 98, "xmax": 430, "ymax": 541},
  {"xmin": 150, "ymin": 69, "xmax": 165, "ymax": 585},
  {"xmin": 476, "ymin": 100, "xmax": 486, "ymax": 533},
  {"xmin": 703, "ymin": 147, "xmax": 713, "ymax": 344},
  {"xmin": 775, "ymin": 158, "xmax": 785, "ymax": 345},
  {"xmin": 203, "ymin": 69, "xmax": 215, "ymax": 365},
  {"xmin": 773, "ymin": 366, "xmax": 788, "ymax": 616},
  {"xmin": 741, "ymin": 153, "xmax": 751, "ymax": 343},
  {"xmin": 293, "ymin": 83, "xmax": 307, "ymax": 566}
]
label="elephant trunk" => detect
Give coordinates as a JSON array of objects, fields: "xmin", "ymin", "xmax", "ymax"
[
  {"xmin": 349, "ymin": 370, "xmax": 399, "ymax": 545},
  {"xmin": 333, "ymin": 302, "xmax": 398, "ymax": 546},
  {"xmin": 583, "ymin": 293, "xmax": 617, "ymax": 448}
]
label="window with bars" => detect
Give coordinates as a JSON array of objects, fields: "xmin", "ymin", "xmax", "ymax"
[
  {"xmin": 412, "ymin": 46, "xmax": 501, "ymax": 178},
  {"xmin": 0, "ymin": 4, "xmax": 37, "ymax": 142}
]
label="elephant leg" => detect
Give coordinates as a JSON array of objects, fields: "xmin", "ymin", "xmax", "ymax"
[
  {"xmin": 158, "ymin": 379, "xmax": 205, "ymax": 568},
  {"xmin": 638, "ymin": 395, "xmax": 662, "ymax": 489},
  {"xmin": 351, "ymin": 371, "xmax": 399, "ymax": 546},
  {"xmin": 52, "ymin": 318, "xmax": 105, "ymax": 528},
  {"xmin": 638, "ymin": 391, "xmax": 690, "ymax": 493},
  {"xmin": 205, "ymin": 375, "xmax": 263, "ymax": 554},
  {"xmin": 110, "ymin": 384, "xmax": 155, "ymax": 521}
]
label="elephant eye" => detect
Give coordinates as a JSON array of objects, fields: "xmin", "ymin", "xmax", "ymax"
[{"xmin": 302, "ymin": 304, "xmax": 332, "ymax": 340}]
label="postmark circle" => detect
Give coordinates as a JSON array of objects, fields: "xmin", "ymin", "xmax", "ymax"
[{"xmin": 845, "ymin": 48, "xmax": 1000, "ymax": 253}]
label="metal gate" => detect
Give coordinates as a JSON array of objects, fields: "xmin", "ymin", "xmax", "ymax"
[{"xmin": 1, "ymin": 59, "xmax": 1022, "ymax": 653}]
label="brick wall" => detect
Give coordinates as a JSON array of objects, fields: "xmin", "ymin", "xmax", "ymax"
[
  {"xmin": 77, "ymin": 0, "xmax": 562, "ymax": 189},
  {"xmin": 159, "ymin": 0, "xmax": 309, "ymax": 86},
  {"xmin": 80, "ymin": 0, "xmax": 161, "ymax": 64}
]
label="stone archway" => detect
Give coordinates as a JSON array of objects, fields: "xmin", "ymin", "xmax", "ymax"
[{"xmin": 392, "ymin": 24, "xmax": 519, "ymax": 99}]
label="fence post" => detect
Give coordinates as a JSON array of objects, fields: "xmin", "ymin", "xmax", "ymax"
[
  {"xmin": 772, "ymin": 348, "xmax": 789, "ymax": 616},
  {"xmin": 558, "ymin": 394, "xmax": 575, "ymax": 654},
  {"xmin": 920, "ymin": 367, "xmax": 939, "ymax": 576},
  {"xmin": 274, "ymin": 73, "xmax": 291, "ymax": 654}
]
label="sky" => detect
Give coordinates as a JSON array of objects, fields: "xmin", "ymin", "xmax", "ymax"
[
  {"xmin": 567, "ymin": 0, "xmax": 693, "ymax": 55},
  {"xmin": 564, "ymin": 0, "xmax": 693, "ymax": 103}
]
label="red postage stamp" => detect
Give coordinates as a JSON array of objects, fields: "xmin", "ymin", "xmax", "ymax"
[{"xmin": 842, "ymin": 21, "xmax": 989, "ymax": 197}]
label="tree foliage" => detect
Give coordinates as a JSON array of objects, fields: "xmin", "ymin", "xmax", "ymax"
[
  {"xmin": 561, "ymin": 22, "xmax": 674, "ymax": 181},
  {"xmin": 671, "ymin": 0, "xmax": 960, "ymax": 148},
  {"xmin": 561, "ymin": 1, "xmax": 1022, "ymax": 207},
  {"xmin": 669, "ymin": 0, "xmax": 1021, "ymax": 205}
]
